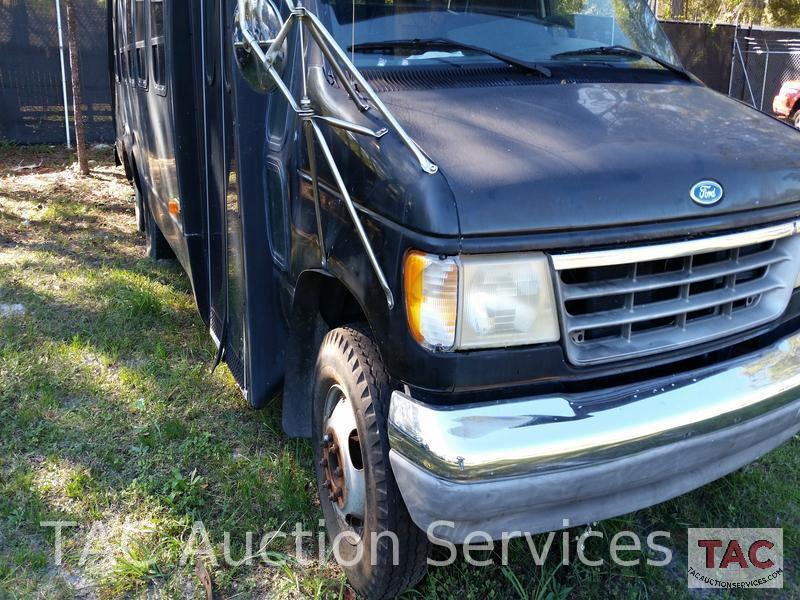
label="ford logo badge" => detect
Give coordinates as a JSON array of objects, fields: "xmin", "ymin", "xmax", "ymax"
[{"xmin": 690, "ymin": 180, "xmax": 723, "ymax": 206}]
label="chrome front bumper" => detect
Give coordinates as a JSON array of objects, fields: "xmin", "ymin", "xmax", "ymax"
[{"xmin": 388, "ymin": 331, "xmax": 800, "ymax": 542}]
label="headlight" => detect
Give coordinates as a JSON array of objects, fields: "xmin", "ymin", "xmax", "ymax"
[
  {"xmin": 404, "ymin": 251, "xmax": 560, "ymax": 350},
  {"xmin": 458, "ymin": 253, "xmax": 560, "ymax": 349}
]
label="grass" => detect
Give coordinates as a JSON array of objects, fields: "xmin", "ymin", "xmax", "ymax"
[{"xmin": 0, "ymin": 146, "xmax": 797, "ymax": 599}]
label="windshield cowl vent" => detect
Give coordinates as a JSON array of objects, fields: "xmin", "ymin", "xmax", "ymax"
[{"xmin": 357, "ymin": 65, "xmax": 590, "ymax": 92}]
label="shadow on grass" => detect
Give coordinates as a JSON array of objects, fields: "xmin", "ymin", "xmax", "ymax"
[
  {"xmin": 0, "ymin": 202, "xmax": 319, "ymax": 590},
  {"xmin": 0, "ymin": 271, "xmax": 317, "ymax": 595}
]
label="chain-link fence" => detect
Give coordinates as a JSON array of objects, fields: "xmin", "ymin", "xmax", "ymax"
[
  {"xmin": 2, "ymin": 4, "xmax": 800, "ymax": 144},
  {"xmin": 661, "ymin": 20, "xmax": 737, "ymax": 94},
  {"xmin": 0, "ymin": 0, "xmax": 113, "ymax": 144},
  {"xmin": 661, "ymin": 21, "xmax": 800, "ymax": 115},
  {"xmin": 730, "ymin": 27, "xmax": 800, "ymax": 113}
]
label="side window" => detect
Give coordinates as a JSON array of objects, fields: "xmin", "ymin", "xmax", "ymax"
[
  {"xmin": 203, "ymin": 0, "xmax": 217, "ymax": 85},
  {"xmin": 150, "ymin": 0, "xmax": 166, "ymax": 93},
  {"xmin": 125, "ymin": 0, "xmax": 134, "ymax": 83},
  {"xmin": 134, "ymin": 0, "xmax": 147, "ymax": 87},
  {"xmin": 113, "ymin": 0, "xmax": 120, "ymax": 82}
]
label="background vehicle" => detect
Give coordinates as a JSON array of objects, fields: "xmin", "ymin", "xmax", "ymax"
[
  {"xmin": 110, "ymin": 0, "xmax": 800, "ymax": 597},
  {"xmin": 773, "ymin": 79, "xmax": 800, "ymax": 127}
]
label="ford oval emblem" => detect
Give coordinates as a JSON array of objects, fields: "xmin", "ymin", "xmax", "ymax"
[{"xmin": 690, "ymin": 180, "xmax": 723, "ymax": 206}]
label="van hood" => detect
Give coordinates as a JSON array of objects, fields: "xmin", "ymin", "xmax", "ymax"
[{"xmin": 379, "ymin": 80, "xmax": 800, "ymax": 237}]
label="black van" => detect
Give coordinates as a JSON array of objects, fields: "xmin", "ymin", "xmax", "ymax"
[{"xmin": 110, "ymin": 0, "xmax": 800, "ymax": 596}]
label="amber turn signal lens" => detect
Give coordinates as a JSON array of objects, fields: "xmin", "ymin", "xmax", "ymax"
[{"xmin": 404, "ymin": 251, "xmax": 458, "ymax": 349}]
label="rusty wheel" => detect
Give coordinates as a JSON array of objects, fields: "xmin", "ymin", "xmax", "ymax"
[
  {"xmin": 312, "ymin": 326, "xmax": 429, "ymax": 599},
  {"xmin": 320, "ymin": 384, "xmax": 366, "ymax": 532}
]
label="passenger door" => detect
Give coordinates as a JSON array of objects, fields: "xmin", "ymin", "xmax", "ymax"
[{"xmin": 201, "ymin": 0, "xmax": 287, "ymax": 405}]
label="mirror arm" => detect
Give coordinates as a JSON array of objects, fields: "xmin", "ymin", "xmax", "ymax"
[
  {"xmin": 312, "ymin": 116, "xmax": 388, "ymax": 139},
  {"xmin": 267, "ymin": 63, "xmax": 303, "ymax": 113},
  {"xmin": 310, "ymin": 120, "xmax": 395, "ymax": 309},
  {"xmin": 303, "ymin": 120, "xmax": 327, "ymax": 268},
  {"xmin": 263, "ymin": 11, "xmax": 297, "ymax": 65},
  {"xmin": 304, "ymin": 24, "xmax": 370, "ymax": 112},
  {"xmin": 237, "ymin": 0, "xmax": 437, "ymax": 174},
  {"xmin": 301, "ymin": 11, "xmax": 438, "ymax": 174}
]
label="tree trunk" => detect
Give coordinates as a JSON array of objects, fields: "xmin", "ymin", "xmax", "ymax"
[{"xmin": 64, "ymin": 0, "xmax": 89, "ymax": 176}]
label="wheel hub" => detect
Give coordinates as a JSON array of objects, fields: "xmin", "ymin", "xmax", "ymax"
[
  {"xmin": 320, "ymin": 385, "xmax": 366, "ymax": 528},
  {"xmin": 321, "ymin": 429, "xmax": 347, "ymax": 507}
]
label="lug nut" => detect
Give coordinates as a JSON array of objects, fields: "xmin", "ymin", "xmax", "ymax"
[{"xmin": 322, "ymin": 433, "xmax": 333, "ymax": 447}]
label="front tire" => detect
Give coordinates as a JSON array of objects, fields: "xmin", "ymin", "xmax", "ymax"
[
  {"xmin": 312, "ymin": 326, "xmax": 428, "ymax": 599},
  {"xmin": 793, "ymin": 111, "xmax": 800, "ymax": 129}
]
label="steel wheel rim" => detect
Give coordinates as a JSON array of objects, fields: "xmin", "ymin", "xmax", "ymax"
[{"xmin": 320, "ymin": 384, "xmax": 366, "ymax": 534}]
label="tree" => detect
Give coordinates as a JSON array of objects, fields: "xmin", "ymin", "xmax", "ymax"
[
  {"xmin": 656, "ymin": 0, "xmax": 800, "ymax": 27},
  {"xmin": 64, "ymin": 0, "xmax": 89, "ymax": 176}
]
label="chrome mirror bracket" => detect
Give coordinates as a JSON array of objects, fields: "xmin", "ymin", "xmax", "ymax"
[{"xmin": 235, "ymin": 0, "xmax": 440, "ymax": 308}]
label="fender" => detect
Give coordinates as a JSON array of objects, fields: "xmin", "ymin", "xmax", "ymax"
[
  {"xmin": 282, "ymin": 269, "xmax": 371, "ymax": 437},
  {"xmin": 282, "ymin": 270, "xmax": 333, "ymax": 437}
]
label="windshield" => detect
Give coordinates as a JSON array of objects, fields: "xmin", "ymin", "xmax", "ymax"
[{"xmin": 317, "ymin": 0, "xmax": 679, "ymax": 71}]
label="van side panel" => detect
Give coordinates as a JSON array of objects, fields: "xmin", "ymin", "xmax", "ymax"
[
  {"xmin": 111, "ymin": 0, "xmax": 290, "ymax": 405},
  {"xmin": 171, "ymin": 0, "xmax": 210, "ymax": 318},
  {"xmin": 111, "ymin": 0, "xmax": 210, "ymax": 321}
]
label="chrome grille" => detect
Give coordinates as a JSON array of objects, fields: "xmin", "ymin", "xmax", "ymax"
[{"xmin": 551, "ymin": 222, "xmax": 800, "ymax": 365}]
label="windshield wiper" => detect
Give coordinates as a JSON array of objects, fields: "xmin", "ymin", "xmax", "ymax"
[
  {"xmin": 349, "ymin": 38, "xmax": 552, "ymax": 78},
  {"xmin": 550, "ymin": 45, "xmax": 696, "ymax": 82}
]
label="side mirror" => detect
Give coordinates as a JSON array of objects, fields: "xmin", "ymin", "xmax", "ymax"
[{"xmin": 233, "ymin": 0, "xmax": 286, "ymax": 93}]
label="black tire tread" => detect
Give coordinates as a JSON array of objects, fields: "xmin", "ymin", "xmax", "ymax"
[{"xmin": 318, "ymin": 325, "xmax": 428, "ymax": 599}]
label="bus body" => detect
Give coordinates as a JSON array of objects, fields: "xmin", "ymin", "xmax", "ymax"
[{"xmin": 110, "ymin": 0, "xmax": 800, "ymax": 595}]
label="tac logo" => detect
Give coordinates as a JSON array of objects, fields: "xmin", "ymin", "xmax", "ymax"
[{"xmin": 687, "ymin": 528, "xmax": 783, "ymax": 589}]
